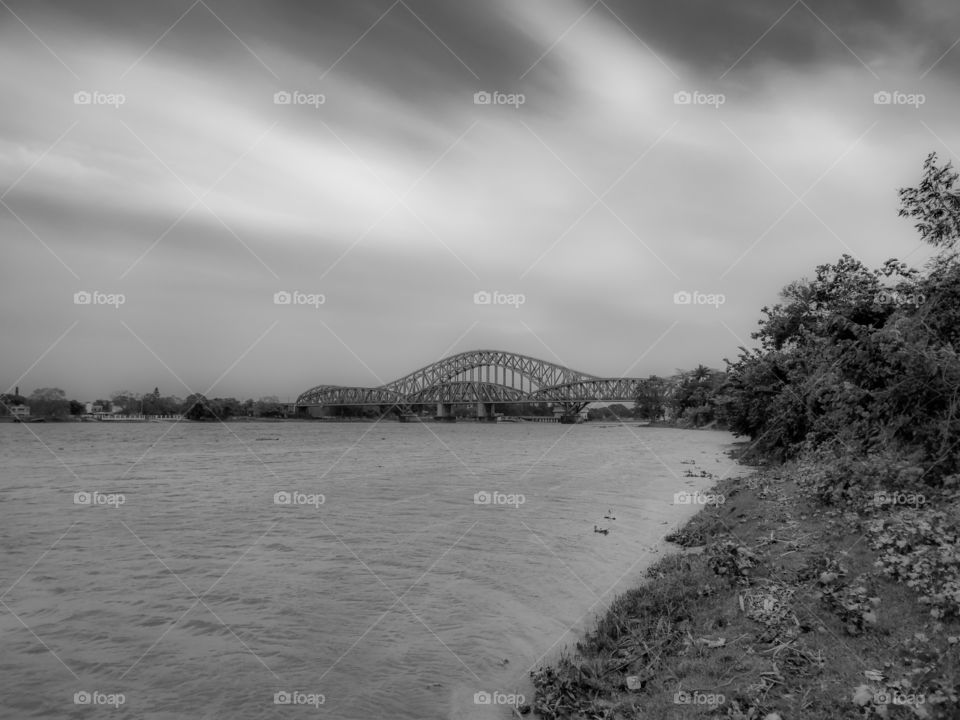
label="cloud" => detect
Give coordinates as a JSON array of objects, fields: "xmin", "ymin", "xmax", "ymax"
[{"xmin": 0, "ymin": 0, "xmax": 956, "ymax": 398}]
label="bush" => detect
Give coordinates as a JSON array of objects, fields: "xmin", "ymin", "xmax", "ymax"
[
  {"xmin": 870, "ymin": 499, "xmax": 960, "ymax": 619},
  {"xmin": 796, "ymin": 444, "xmax": 932, "ymax": 507}
]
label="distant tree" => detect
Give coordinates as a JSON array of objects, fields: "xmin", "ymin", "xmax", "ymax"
[
  {"xmin": 110, "ymin": 391, "xmax": 141, "ymax": 414},
  {"xmin": 255, "ymin": 396, "xmax": 282, "ymax": 417},
  {"xmin": 29, "ymin": 388, "xmax": 70, "ymax": 417},
  {"xmin": 607, "ymin": 403, "xmax": 633, "ymax": 418},
  {"xmin": 217, "ymin": 398, "xmax": 241, "ymax": 419},
  {"xmin": 158, "ymin": 395, "xmax": 182, "ymax": 415},
  {"xmin": 141, "ymin": 388, "xmax": 161, "ymax": 415},
  {"xmin": 669, "ymin": 366, "xmax": 726, "ymax": 427},
  {"xmin": 182, "ymin": 394, "xmax": 213, "ymax": 420},
  {"xmin": 634, "ymin": 375, "xmax": 667, "ymax": 421},
  {"xmin": 68, "ymin": 400, "xmax": 85, "ymax": 415}
]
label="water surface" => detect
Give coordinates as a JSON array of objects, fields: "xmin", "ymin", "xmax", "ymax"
[{"xmin": 0, "ymin": 421, "xmax": 747, "ymax": 719}]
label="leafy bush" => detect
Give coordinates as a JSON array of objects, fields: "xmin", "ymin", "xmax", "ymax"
[
  {"xmin": 870, "ymin": 501, "xmax": 960, "ymax": 619},
  {"xmin": 715, "ymin": 153, "xmax": 960, "ymax": 487},
  {"xmin": 796, "ymin": 445, "xmax": 932, "ymax": 506},
  {"xmin": 814, "ymin": 572, "xmax": 880, "ymax": 636},
  {"xmin": 705, "ymin": 540, "xmax": 758, "ymax": 581}
]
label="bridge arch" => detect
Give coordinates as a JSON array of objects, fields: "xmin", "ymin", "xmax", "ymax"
[
  {"xmin": 295, "ymin": 349, "xmax": 649, "ymax": 414},
  {"xmin": 382, "ymin": 349, "xmax": 598, "ymax": 397}
]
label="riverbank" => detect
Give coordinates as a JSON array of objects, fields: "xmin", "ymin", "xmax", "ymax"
[{"xmin": 530, "ymin": 450, "xmax": 960, "ymax": 719}]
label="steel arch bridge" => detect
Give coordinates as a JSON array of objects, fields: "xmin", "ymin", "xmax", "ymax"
[{"xmin": 296, "ymin": 350, "xmax": 648, "ymax": 418}]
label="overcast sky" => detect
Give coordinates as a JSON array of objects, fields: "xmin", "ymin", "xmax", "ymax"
[{"xmin": 1, "ymin": 0, "xmax": 957, "ymax": 401}]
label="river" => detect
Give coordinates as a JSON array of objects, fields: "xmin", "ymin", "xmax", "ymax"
[{"xmin": 0, "ymin": 421, "xmax": 747, "ymax": 719}]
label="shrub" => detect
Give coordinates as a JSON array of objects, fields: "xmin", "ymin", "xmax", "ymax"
[{"xmin": 870, "ymin": 501, "xmax": 960, "ymax": 619}]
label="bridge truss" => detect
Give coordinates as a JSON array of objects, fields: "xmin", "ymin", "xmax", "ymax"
[{"xmin": 296, "ymin": 350, "xmax": 647, "ymax": 414}]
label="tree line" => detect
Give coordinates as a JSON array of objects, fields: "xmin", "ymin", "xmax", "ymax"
[
  {"xmin": 0, "ymin": 387, "xmax": 290, "ymax": 420},
  {"xmin": 705, "ymin": 152, "xmax": 960, "ymax": 496}
]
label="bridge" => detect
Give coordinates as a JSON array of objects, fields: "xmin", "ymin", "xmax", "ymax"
[{"xmin": 295, "ymin": 350, "xmax": 648, "ymax": 422}]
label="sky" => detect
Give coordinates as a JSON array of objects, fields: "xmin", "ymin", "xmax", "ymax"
[{"xmin": 1, "ymin": 0, "xmax": 958, "ymax": 401}]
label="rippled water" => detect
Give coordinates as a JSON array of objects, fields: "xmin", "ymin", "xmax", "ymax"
[{"xmin": 0, "ymin": 421, "xmax": 747, "ymax": 719}]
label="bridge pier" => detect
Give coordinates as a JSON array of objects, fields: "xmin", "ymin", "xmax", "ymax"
[
  {"xmin": 554, "ymin": 402, "xmax": 589, "ymax": 424},
  {"xmin": 476, "ymin": 402, "xmax": 496, "ymax": 421},
  {"xmin": 435, "ymin": 403, "xmax": 456, "ymax": 422}
]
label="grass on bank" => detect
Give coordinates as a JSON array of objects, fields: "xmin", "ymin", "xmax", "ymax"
[{"xmin": 530, "ymin": 450, "xmax": 960, "ymax": 719}]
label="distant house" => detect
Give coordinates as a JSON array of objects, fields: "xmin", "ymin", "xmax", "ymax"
[
  {"xmin": 91, "ymin": 403, "xmax": 123, "ymax": 414},
  {"xmin": 10, "ymin": 405, "xmax": 30, "ymax": 418}
]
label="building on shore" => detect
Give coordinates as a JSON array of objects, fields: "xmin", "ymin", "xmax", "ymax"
[{"xmin": 10, "ymin": 405, "xmax": 30, "ymax": 419}]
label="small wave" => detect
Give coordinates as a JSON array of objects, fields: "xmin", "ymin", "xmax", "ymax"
[
  {"xmin": 138, "ymin": 615, "xmax": 169, "ymax": 627},
  {"xmin": 264, "ymin": 542, "xmax": 294, "ymax": 552},
  {"xmin": 181, "ymin": 618, "xmax": 234, "ymax": 636}
]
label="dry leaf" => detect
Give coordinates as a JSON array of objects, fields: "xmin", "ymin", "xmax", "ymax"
[{"xmin": 852, "ymin": 684, "xmax": 874, "ymax": 706}]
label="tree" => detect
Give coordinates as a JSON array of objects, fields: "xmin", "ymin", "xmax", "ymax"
[
  {"xmin": 669, "ymin": 366, "xmax": 725, "ymax": 427},
  {"xmin": 140, "ymin": 388, "xmax": 160, "ymax": 415},
  {"xmin": 182, "ymin": 394, "xmax": 213, "ymax": 420},
  {"xmin": 255, "ymin": 396, "xmax": 282, "ymax": 417},
  {"xmin": 216, "ymin": 398, "xmax": 241, "ymax": 419},
  {"xmin": 898, "ymin": 152, "xmax": 960, "ymax": 252},
  {"xmin": 714, "ymin": 153, "xmax": 960, "ymax": 474},
  {"xmin": 28, "ymin": 388, "xmax": 69, "ymax": 418},
  {"xmin": 634, "ymin": 375, "xmax": 667, "ymax": 421},
  {"xmin": 110, "ymin": 390, "xmax": 140, "ymax": 414},
  {"xmin": 158, "ymin": 395, "xmax": 182, "ymax": 415}
]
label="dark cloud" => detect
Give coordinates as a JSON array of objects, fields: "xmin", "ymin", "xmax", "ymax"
[
  {"xmin": 1, "ymin": 0, "xmax": 957, "ymax": 399},
  {"xmin": 594, "ymin": 0, "xmax": 942, "ymax": 78},
  {"xmin": 10, "ymin": 0, "xmax": 957, "ymax": 85},
  {"xmin": 6, "ymin": 0, "xmax": 552, "ymax": 88}
]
